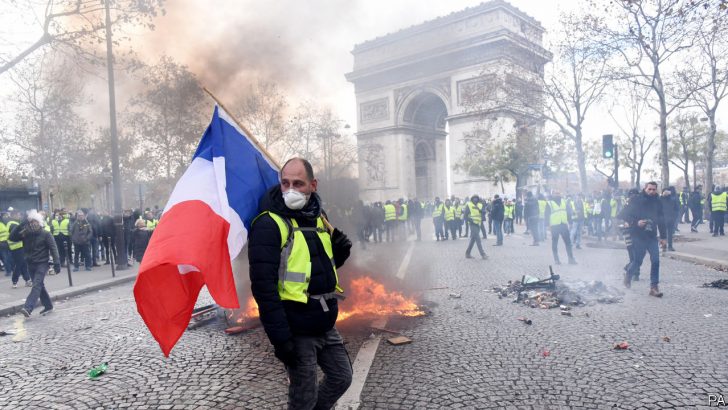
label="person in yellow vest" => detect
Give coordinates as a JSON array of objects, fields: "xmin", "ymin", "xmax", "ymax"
[
  {"xmin": 545, "ymin": 190, "xmax": 577, "ymax": 265},
  {"xmin": 432, "ymin": 197, "xmax": 446, "ymax": 241},
  {"xmin": 443, "ymin": 199, "xmax": 456, "ymax": 240},
  {"xmin": 453, "ymin": 198, "xmax": 464, "ymax": 238},
  {"xmin": 0, "ymin": 211, "xmax": 14, "ymax": 278},
  {"xmin": 463, "ymin": 195, "xmax": 487, "ymax": 259},
  {"xmin": 249, "ymin": 158, "xmax": 352, "ymax": 409},
  {"xmin": 397, "ymin": 198, "xmax": 408, "ymax": 240},
  {"xmin": 143, "ymin": 210, "xmax": 159, "ymax": 231},
  {"xmin": 709, "ymin": 185, "xmax": 726, "ymax": 236},
  {"xmin": 504, "ymin": 199, "xmax": 515, "ymax": 235},
  {"xmin": 383, "ymin": 200, "xmax": 397, "ymax": 242},
  {"xmin": 51, "ymin": 211, "xmax": 72, "ymax": 267},
  {"xmin": 7, "ymin": 211, "xmax": 31, "ymax": 287}
]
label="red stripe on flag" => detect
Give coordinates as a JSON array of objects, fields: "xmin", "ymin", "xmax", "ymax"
[{"xmin": 133, "ymin": 200, "xmax": 240, "ymax": 357}]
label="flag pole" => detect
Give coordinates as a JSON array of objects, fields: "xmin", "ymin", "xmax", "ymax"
[
  {"xmin": 201, "ymin": 86, "xmax": 335, "ymax": 233},
  {"xmin": 202, "ymin": 87, "xmax": 281, "ymax": 170}
]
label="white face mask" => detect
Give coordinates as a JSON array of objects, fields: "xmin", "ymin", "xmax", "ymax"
[{"xmin": 283, "ymin": 189, "xmax": 310, "ymax": 210}]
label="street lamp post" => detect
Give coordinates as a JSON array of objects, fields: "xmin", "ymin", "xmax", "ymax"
[{"xmin": 104, "ymin": 0, "xmax": 127, "ymax": 270}]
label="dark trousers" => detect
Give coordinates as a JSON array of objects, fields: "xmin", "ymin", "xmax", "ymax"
[
  {"xmin": 10, "ymin": 249, "xmax": 29, "ymax": 284},
  {"xmin": 665, "ymin": 224, "xmax": 675, "ymax": 249},
  {"xmin": 528, "ymin": 217, "xmax": 539, "ymax": 245},
  {"xmin": 447, "ymin": 220, "xmax": 457, "ymax": 240},
  {"xmin": 74, "ymin": 243, "xmax": 92, "ymax": 269},
  {"xmin": 434, "ymin": 217, "xmax": 445, "ymax": 240},
  {"xmin": 711, "ymin": 210, "xmax": 725, "ymax": 235},
  {"xmin": 90, "ymin": 236, "xmax": 100, "ymax": 265},
  {"xmin": 466, "ymin": 222, "xmax": 485, "ymax": 257},
  {"xmin": 55, "ymin": 235, "xmax": 71, "ymax": 266},
  {"xmin": 373, "ymin": 225, "xmax": 383, "ymax": 243},
  {"xmin": 287, "ymin": 328, "xmax": 352, "ymax": 410},
  {"xmin": 628, "ymin": 235, "xmax": 660, "ymax": 287},
  {"xmin": 24, "ymin": 262, "xmax": 52, "ymax": 313},
  {"xmin": 413, "ymin": 218, "xmax": 422, "ymax": 241},
  {"xmin": 690, "ymin": 208, "xmax": 702, "ymax": 230},
  {"xmin": 0, "ymin": 247, "xmax": 12, "ymax": 277},
  {"xmin": 550, "ymin": 224, "xmax": 574, "ymax": 263},
  {"xmin": 385, "ymin": 220, "xmax": 397, "ymax": 242},
  {"xmin": 494, "ymin": 219, "xmax": 503, "ymax": 244}
]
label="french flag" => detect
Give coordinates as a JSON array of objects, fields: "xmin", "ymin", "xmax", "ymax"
[{"xmin": 134, "ymin": 105, "xmax": 279, "ymax": 357}]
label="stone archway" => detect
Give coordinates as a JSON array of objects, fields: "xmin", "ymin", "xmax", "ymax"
[{"xmin": 348, "ymin": 0, "xmax": 551, "ymax": 202}]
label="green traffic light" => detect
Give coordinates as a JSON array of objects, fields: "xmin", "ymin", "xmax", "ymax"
[{"xmin": 605, "ymin": 151, "xmax": 613, "ymax": 158}]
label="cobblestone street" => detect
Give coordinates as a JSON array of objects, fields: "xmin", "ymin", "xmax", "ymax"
[{"xmin": 1, "ymin": 229, "xmax": 726, "ymax": 409}]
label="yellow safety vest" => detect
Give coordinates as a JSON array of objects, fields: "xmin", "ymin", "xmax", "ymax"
[
  {"xmin": 549, "ymin": 200, "xmax": 568, "ymax": 226},
  {"xmin": 444, "ymin": 206, "xmax": 455, "ymax": 221},
  {"xmin": 454, "ymin": 205, "xmax": 463, "ymax": 219},
  {"xmin": 585, "ymin": 202, "xmax": 592, "ymax": 215},
  {"xmin": 711, "ymin": 192, "xmax": 727, "ymax": 212},
  {"xmin": 538, "ymin": 200, "xmax": 547, "ymax": 218},
  {"xmin": 467, "ymin": 202, "xmax": 482, "ymax": 225},
  {"xmin": 0, "ymin": 222, "xmax": 8, "ymax": 242},
  {"xmin": 384, "ymin": 204, "xmax": 396, "ymax": 221},
  {"xmin": 432, "ymin": 203, "xmax": 444, "ymax": 218},
  {"xmin": 610, "ymin": 199, "xmax": 618, "ymax": 218},
  {"xmin": 146, "ymin": 219, "xmax": 159, "ymax": 230},
  {"xmin": 257, "ymin": 211, "xmax": 343, "ymax": 305},
  {"xmin": 52, "ymin": 219, "xmax": 70, "ymax": 236},
  {"xmin": 398, "ymin": 204, "xmax": 408, "ymax": 221},
  {"xmin": 7, "ymin": 221, "xmax": 22, "ymax": 250},
  {"xmin": 504, "ymin": 204, "xmax": 514, "ymax": 219}
]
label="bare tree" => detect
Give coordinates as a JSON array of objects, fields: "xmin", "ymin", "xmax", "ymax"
[
  {"xmin": 608, "ymin": 83, "xmax": 656, "ymax": 187},
  {"xmin": 0, "ymin": 0, "xmax": 164, "ymax": 75},
  {"xmin": 589, "ymin": 0, "xmax": 706, "ymax": 186},
  {"xmin": 667, "ymin": 113, "xmax": 705, "ymax": 191},
  {"xmin": 234, "ymin": 80, "xmax": 287, "ymax": 151},
  {"xmin": 125, "ymin": 56, "xmax": 207, "ymax": 180}
]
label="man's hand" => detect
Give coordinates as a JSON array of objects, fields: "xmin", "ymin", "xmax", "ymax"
[
  {"xmin": 53, "ymin": 263, "xmax": 61, "ymax": 274},
  {"xmin": 638, "ymin": 220, "xmax": 647, "ymax": 228},
  {"xmin": 331, "ymin": 228, "xmax": 352, "ymax": 250},
  {"xmin": 659, "ymin": 239, "xmax": 667, "ymax": 247},
  {"xmin": 273, "ymin": 340, "xmax": 297, "ymax": 368}
]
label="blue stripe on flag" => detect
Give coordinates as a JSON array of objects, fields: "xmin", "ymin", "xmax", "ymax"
[{"xmin": 193, "ymin": 106, "xmax": 279, "ymax": 229}]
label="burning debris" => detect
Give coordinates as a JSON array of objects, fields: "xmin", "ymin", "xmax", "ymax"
[
  {"xmin": 701, "ymin": 279, "xmax": 728, "ymax": 290},
  {"xmin": 492, "ymin": 267, "xmax": 623, "ymax": 310},
  {"xmin": 338, "ymin": 276, "xmax": 425, "ymax": 321}
]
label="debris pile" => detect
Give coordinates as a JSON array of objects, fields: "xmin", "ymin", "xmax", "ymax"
[
  {"xmin": 492, "ymin": 268, "xmax": 623, "ymax": 310},
  {"xmin": 701, "ymin": 279, "xmax": 728, "ymax": 290}
]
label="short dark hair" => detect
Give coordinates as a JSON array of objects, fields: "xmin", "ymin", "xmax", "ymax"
[
  {"xmin": 645, "ymin": 181, "xmax": 658, "ymax": 187},
  {"xmin": 281, "ymin": 157, "xmax": 315, "ymax": 181}
]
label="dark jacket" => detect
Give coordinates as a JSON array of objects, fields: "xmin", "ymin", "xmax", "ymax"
[
  {"xmin": 87, "ymin": 213, "xmax": 102, "ymax": 239},
  {"xmin": 131, "ymin": 228, "xmax": 152, "ymax": 262},
  {"xmin": 660, "ymin": 194, "xmax": 680, "ymax": 222},
  {"xmin": 524, "ymin": 196, "xmax": 539, "ymax": 219},
  {"xmin": 490, "ymin": 198, "xmax": 505, "ymax": 221},
  {"xmin": 248, "ymin": 186, "xmax": 351, "ymax": 346},
  {"xmin": 100, "ymin": 215, "xmax": 115, "ymax": 238},
  {"xmin": 689, "ymin": 190, "xmax": 703, "ymax": 210},
  {"xmin": 70, "ymin": 219, "xmax": 94, "ymax": 245},
  {"xmin": 621, "ymin": 192, "xmax": 667, "ymax": 240},
  {"xmin": 9, "ymin": 222, "xmax": 60, "ymax": 265}
]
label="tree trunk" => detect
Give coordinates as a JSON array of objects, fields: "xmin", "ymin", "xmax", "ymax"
[
  {"xmin": 659, "ymin": 101, "xmax": 669, "ymax": 188},
  {"xmin": 575, "ymin": 132, "xmax": 588, "ymax": 193},
  {"xmin": 705, "ymin": 115, "xmax": 717, "ymax": 213}
]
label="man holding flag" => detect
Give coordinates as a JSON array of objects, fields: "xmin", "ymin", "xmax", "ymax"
[{"xmin": 249, "ymin": 157, "xmax": 353, "ymax": 410}]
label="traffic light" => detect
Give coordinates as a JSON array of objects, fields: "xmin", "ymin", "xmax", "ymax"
[{"xmin": 602, "ymin": 134, "xmax": 614, "ymax": 159}]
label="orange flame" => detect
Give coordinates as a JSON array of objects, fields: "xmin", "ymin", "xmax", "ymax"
[{"xmin": 338, "ymin": 276, "xmax": 424, "ymax": 321}]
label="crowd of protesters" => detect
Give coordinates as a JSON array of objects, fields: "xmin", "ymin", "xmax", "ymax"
[{"xmin": 0, "ymin": 206, "xmax": 160, "ymax": 288}]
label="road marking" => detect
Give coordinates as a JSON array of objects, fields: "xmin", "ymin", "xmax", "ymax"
[
  {"xmin": 395, "ymin": 242, "xmax": 414, "ymax": 280},
  {"xmin": 337, "ymin": 245, "xmax": 414, "ymax": 409}
]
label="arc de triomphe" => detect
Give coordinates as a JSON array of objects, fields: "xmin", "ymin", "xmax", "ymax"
[{"xmin": 347, "ymin": 0, "xmax": 551, "ymax": 203}]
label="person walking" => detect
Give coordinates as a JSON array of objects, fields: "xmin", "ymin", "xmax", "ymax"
[
  {"xmin": 524, "ymin": 192, "xmax": 539, "ymax": 246},
  {"xmin": 491, "ymin": 195, "xmax": 504, "ymax": 246},
  {"xmin": 249, "ymin": 158, "xmax": 352, "ymax": 410},
  {"xmin": 569, "ymin": 194, "xmax": 585, "ymax": 250},
  {"xmin": 70, "ymin": 210, "xmax": 94, "ymax": 272},
  {"xmin": 504, "ymin": 199, "xmax": 514, "ymax": 235},
  {"xmin": 444, "ymin": 199, "xmax": 456, "ymax": 240},
  {"xmin": 660, "ymin": 188, "xmax": 679, "ymax": 251},
  {"xmin": 432, "ymin": 197, "xmax": 445, "ymax": 241},
  {"xmin": 689, "ymin": 185, "xmax": 703, "ymax": 233},
  {"xmin": 622, "ymin": 182, "xmax": 667, "ymax": 296},
  {"xmin": 463, "ymin": 195, "xmax": 487, "ymax": 259},
  {"xmin": 409, "ymin": 198, "xmax": 423, "ymax": 241},
  {"xmin": 0, "ymin": 211, "xmax": 13, "ymax": 278},
  {"xmin": 383, "ymin": 200, "xmax": 397, "ymax": 242},
  {"xmin": 11, "ymin": 211, "xmax": 61, "ymax": 317},
  {"xmin": 545, "ymin": 191, "xmax": 577, "ymax": 265}
]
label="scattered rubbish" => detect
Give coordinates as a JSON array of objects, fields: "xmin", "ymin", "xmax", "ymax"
[
  {"xmin": 387, "ymin": 336, "xmax": 412, "ymax": 345},
  {"xmin": 701, "ymin": 279, "xmax": 728, "ymax": 290},
  {"xmin": 99, "ymin": 318, "xmax": 109, "ymax": 321},
  {"xmin": 541, "ymin": 349, "xmax": 551, "ymax": 357},
  {"xmin": 75, "ymin": 326, "xmax": 93, "ymax": 332},
  {"xmin": 516, "ymin": 317, "xmax": 532, "ymax": 325},
  {"xmin": 560, "ymin": 311, "xmax": 572, "ymax": 317},
  {"xmin": 427, "ymin": 286, "xmax": 449, "ymax": 290},
  {"xmin": 704, "ymin": 314, "xmax": 713, "ymax": 318},
  {"xmin": 448, "ymin": 293, "xmax": 462, "ymax": 299},
  {"xmin": 493, "ymin": 267, "xmax": 623, "ymax": 313},
  {"xmin": 87, "ymin": 362, "xmax": 109, "ymax": 379},
  {"xmin": 613, "ymin": 341, "xmax": 630, "ymax": 350},
  {"xmin": 188, "ymin": 304, "xmax": 219, "ymax": 330},
  {"xmin": 662, "ymin": 336, "xmax": 671, "ymax": 343},
  {"xmin": 0, "ymin": 330, "xmax": 16, "ymax": 336}
]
